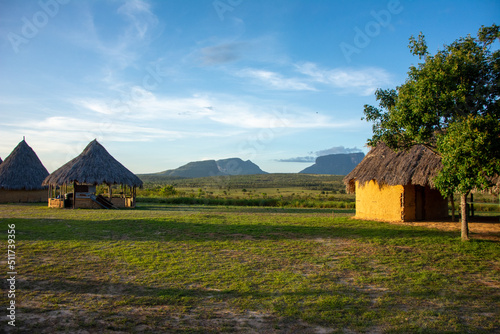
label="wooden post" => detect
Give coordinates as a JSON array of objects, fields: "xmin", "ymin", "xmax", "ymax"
[{"xmin": 73, "ymin": 182, "xmax": 76, "ymax": 209}]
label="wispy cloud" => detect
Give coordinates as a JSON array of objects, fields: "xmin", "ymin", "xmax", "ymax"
[
  {"xmin": 230, "ymin": 61, "xmax": 392, "ymax": 95},
  {"xmin": 315, "ymin": 146, "xmax": 363, "ymax": 156},
  {"xmin": 65, "ymin": 0, "xmax": 159, "ymax": 70},
  {"xmin": 74, "ymin": 91, "xmax": 360, "ymax": 131},
  {"xmin": 194, "ymin": 34, "xmax": 288, "ymax": 67},
  {"xmin": 7, "ymin": 116, "xmax": 184, "ymax": 142},
  {"xmin": 236, "ymin": 68, "xmax": 316, "ymax": 91},
  {"xmin": 276, "ymin": 156, "xmax": 316, "ymax": 163},
  {"xmin": 295, "ymin": 62, "xmax": 392, "ymax": 96},
  {"xmin": 200, "ymin": 42, "xmax": 247, "ymax": 65}
]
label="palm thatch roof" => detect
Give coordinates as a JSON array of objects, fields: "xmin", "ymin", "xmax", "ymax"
[
  {"xmin": 0, "ymin": 140, "xmax": 49, "ymax": 190},
  {"xmin": 344, "ymin": 143, "xmax": 442, "ymax": 193},
  {"xmin": 43, "ymin": 140, "xmax": 143, "ymax": 188}
]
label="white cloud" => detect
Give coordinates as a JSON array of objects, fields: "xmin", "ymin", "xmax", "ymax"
[
  {"xmin": 4, "ymin": 116, "xmax": 186, "ymax": 143},
  {"xmin": 236, "ymin": 68, "xmax": 316, "ymax": 91},
  {"xmin": 74, "ymin": 91, "xmax": 360, "ymax": 131},
  {"xmin": 231, "ymin": 62, "xmax": 392, "ymax": 95},
  {"xmin": 75, "ymin": 91, "xmax": 216, "ymax": 121},
  {"xmin": 295, "ymin": 62, "xmax": 392, "ymax": 96},
  {"xmin": 315, "ymin": 146, "xmax": 363, "ymax": 156}
]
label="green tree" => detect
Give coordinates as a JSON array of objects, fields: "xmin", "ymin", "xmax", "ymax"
[
  {"xmin": 363, "ymin": 25, "xmax": 500, "ymax": 240},
  {"xmin": 160, "ymin": 184, "xmax": 177, "ymax": 197}
]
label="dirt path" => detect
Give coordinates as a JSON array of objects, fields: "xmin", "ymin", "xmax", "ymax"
[{"xmin": 391, "ymin": 216, "xmax": 500, "ymax": 241}]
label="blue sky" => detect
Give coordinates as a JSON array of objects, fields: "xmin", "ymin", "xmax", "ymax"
[{"xmin": 0, "ymin": 0, "xmax": 498, "ymax": 173}]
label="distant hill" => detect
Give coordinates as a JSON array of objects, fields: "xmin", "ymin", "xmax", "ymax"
[
  {"xmin": 299, "ymin": 152, "xmax": 365, "ymax": 175},
  {"xmin": 156, "ymin": 158, "xmax": 267, "ymax": 178}
]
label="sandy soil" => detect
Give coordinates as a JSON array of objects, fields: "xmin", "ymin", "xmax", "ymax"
[{"xmin": 390, "ymin": 216, "xmax": 500, "ymax": 241}]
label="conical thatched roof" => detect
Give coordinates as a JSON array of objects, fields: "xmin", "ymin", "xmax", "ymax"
[
  {"xmin": 0, "ymin": 140, "xmax": 49, "ymax": 190},
  {"xmin": 43, "ymin": 140, "xmax": 143, "ymax": 188},
  {"xmin": 344, "ymin": 143, "xmax": 442, "ymax": 193},
  {"xmin": 0, "ymin": 157, "xmax": 3, "ymax": 164}
]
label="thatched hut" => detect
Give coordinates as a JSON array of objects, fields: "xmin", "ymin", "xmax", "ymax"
[
  {"xmin": 43, "ymin": 140, "xmax": 143, "ymax": 209},
  {"xmin": 0, "ymin": 139, "xmax": 49, "ymax": 203},
  {"xmin": 344, "ymin": 143, "xmax": 448, "ymax": 222}
]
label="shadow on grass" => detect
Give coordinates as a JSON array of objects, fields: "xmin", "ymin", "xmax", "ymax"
[
  {"xmin": 22, "ymin": 277, "xmax": 350, "ymax": 300},
  {"xmin": 7, "ymin": 216, "xmax": 464, "ymax": 242}
]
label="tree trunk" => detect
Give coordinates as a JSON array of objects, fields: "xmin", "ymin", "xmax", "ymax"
[{"xmin": 460, "ymin": 192, "xmax": 470, "ymax": 241}]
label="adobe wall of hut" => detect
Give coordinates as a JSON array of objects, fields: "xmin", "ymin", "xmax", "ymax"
[
  {"xmin": 0, "ymin": 189, "xmax": 48, "ymax": 203},
  {"xmin": 354, "ymin": 180, "xmax": 405, "ymax": 221},
  {"xmin": 354, "ymin": 180, "xmax": 448, "ymax": 222}
]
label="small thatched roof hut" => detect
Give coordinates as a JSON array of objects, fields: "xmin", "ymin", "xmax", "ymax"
[
  {"xmin": 344, "ymin": 143, "xmax": 448, "ymax": 222},
  {"xmin": 344, "ymin": 143, "xmax": 442, "ymax": 193},
  {"xmin": 43, "ymin": 140, "xmax": 142, "ymax": 209},
  {"xmin": 0, "ymin": 139, "xmax": 49, "ymax": 203},
  {"xmin": 0, "ymin": 139, "xmax": 49, "ymax": 191},
  {"xmin": 44, "ymin": 139, "xmax": 143, "ymax": 188}
]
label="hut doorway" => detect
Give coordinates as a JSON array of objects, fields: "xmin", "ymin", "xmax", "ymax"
[{"xmin": 415, "ymin": 185, "xmax": 426, "ymax": 220}]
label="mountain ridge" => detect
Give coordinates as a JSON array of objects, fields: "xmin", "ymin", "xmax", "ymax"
[
  {"xmin": 155, "ymin": 158, "xmax": 267, "ymax": 178},
  {"xmin": 299, "ymin": 152, "xmax": 365, "ymax": 175}
]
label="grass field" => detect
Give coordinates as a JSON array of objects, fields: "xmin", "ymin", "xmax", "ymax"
[{"xmin": 2, "ymin": 203, "xmax": 499, "ymax": 333}]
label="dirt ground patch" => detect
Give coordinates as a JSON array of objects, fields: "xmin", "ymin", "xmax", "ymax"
[{"xmin": 391, "ymin": 216, "xmax": 500, "ymax": 241}]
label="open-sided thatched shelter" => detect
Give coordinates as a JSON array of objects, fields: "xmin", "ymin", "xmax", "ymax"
[
  {"xmin": 344, "ymin": 143, "xmax": 448, "ymax": 222},
  {"xmin": 0, "ymin": 139, "xmax": 49, "ymax": 203},
  {"xmin": 43, "ymin": 140, "xmax": 143, "ymax": 209}
]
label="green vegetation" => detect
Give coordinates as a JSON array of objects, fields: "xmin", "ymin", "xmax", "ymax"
[
  {"xmin": 137, "ymin": 173, "xmax": 356, "ymax": 209},
  {"xmin": 4, "ymin": 203, "xmax": 499, "ymax": 333}
]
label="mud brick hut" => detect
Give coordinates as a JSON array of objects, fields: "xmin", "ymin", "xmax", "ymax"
[
  {"xmin": 0, "ymin": 139, "xmax": 49, "ymax": 203},
  {"xmin": 344, "ymin": 143, "xmax": 449, "ymax": 222},
  {"xmin": 43, "ymin": 139, "xmax": 143, "ymax": 209}
]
